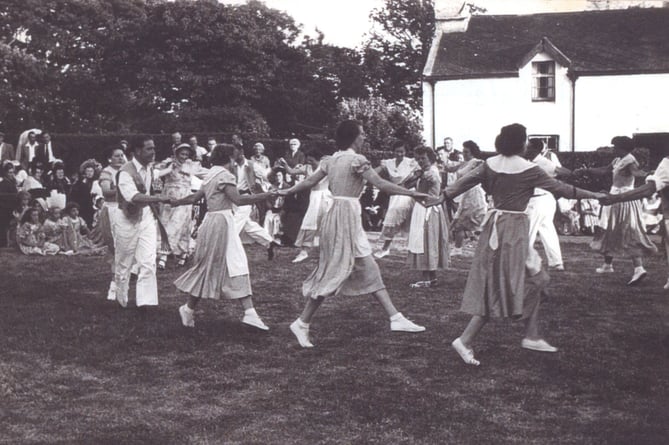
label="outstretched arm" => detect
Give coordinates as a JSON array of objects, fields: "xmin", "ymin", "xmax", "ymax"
[
  {"xmin": 362, "ymin": 168, "xmax": 426, "ymax": 199},
  {"xmin": 223, "ymin": 185, "xmax": 276, "ymax": 206},
  {"xmin": 600, "ymin": 182, "xmax": 656, "ymax": 205},
  {"xmin": 279, "ymin": 169, "xmax": 327, "ymax": 195},
  {"xmin": 171, "ymin": 189, "xmax": 205, "ymax": 206}
]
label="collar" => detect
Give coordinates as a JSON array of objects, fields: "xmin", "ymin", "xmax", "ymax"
[
  {"xmin": 486, "ymin": 155, "xmax": 535, "ymax": 174},
  {"xmin": 132, "ymin": 157, "xmax": 147, "ymax": 172}
]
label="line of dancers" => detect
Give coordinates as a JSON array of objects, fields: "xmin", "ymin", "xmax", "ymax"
[{"xmin": 104, "ymin": 121, "xmax": 664, "ymax": 366}]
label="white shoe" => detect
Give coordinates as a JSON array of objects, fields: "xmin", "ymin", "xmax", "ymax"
[
  {"xmin": 390, "ymin": 313, "xmax": 426, "ymax": 332},
  {"xmin": 521, "ymin": 338, "xmax": 558, "ymax": 353},
  {"xmin": 663, "ymin": 278, "xmax": 669, "ymax": 291},
  {"xmin": 452, "ymin": 338, "xmax": 480, "ymax": 366},
  {"xmin": 595, "ymin": 264, "xmax": 614, "ymax": 273},
  {"xmin": 116, "ymin": 292, "xmax": 128, "ymax": 308},
  {"xmin": 179, "ymin": 304, "xmax": 195, "ymax": 328},
  {"xmin": 450, "ymin": 247, "xmax": 464, "ymax": 257},
  {"xmin": 292, "ymin": 250, "xmax": 309, "ymax": 263},
  {"xmin": 627, "ymin": 267, "xmax": 647, "ymax": 286},
  {"xmin": 106, "ymin": 281, "xmax": 117, "ymax": 301},
  {"xmin": 290, "ymin": 319, "xmax": 313, "ymax": 348},
  {"xmin": 549, "ymin": 264, "xmax": 565, "ymax": 271},
  {"xmin": 242, "ymin": 312, "xmax": 269, "ymax": 331},
  {"xmin": 374, "ymin": 249, "xmax": 390, "ymax": 259}
]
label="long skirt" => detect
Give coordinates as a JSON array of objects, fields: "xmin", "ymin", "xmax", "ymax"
[
  {"xmin": 451, "ymin": 185, "xmax": 487, "ymax": 233},
  {"xmin": 174, "ymin": 212, "xmax": 251, "ymax": 300},
  {"xmin": 295, "ymin": 189, "xmax": 332, "ymax": 248},
  {"xmin": 591, "ymin": 199, "xmax": 657, "ymax": 258},
  {"xmin": 407, "ymin": 205, "xmax": 450, "ymax": 271},
  {"xmin": 380, "ymin": 195, "xmax": 414, "ymax": 240},
  {"xmin": 303, "ymin": 199, "xmax": 384, "ymax": 298},
  {"xmin": 460, "ymin": 213, "xmax": 530, "ymax": 318}
]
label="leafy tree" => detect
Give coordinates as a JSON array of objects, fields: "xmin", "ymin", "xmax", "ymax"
[
  {"xmin": 335, "ymin": 97, "xmax": 423, "ymax": 157},
  {"xmin": 363, "ymin": 0, "xmax": 435, "ymax": 111}
]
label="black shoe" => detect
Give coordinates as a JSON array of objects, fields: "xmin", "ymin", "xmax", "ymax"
[{"xmin": 267, "ymin": 242, "xmax": 276, "ymax": 260}]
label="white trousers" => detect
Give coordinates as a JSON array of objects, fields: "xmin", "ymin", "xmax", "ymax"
[
  {"xmin": 114, "ymin": 211, "xmax": 158, "ymax": 306},
  {"xmin": 234, "ymin": 204, "xmax": 273, "ymax": 247},
  {"xmin": 527, "ymin": 194, "xmax": 563, "ymax": 267}
]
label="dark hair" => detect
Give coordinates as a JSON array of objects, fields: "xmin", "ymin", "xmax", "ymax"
[
  {"xmin": 335, "ymin": 120, "xmax": 362, "ymax": 150},
  {"xmin": 134, "ymin": 136, "xmax": 153, "ymax": 151},
  {"xmin": 462, "ymin": 140, "xmax": 482, "ymax": 159},
  {"xmin": 495, "ymin": 123, "xmax": 527, "ymax": 156},
  {"xmin": 29, "ymin": 160, "xmax": 45, "ymax": 175},
  {"xmin": 414, "ymin": 146, "xmax": 437, "ymax": 163},
  {"xmin": 2, "ymin": 162, "xmax": 14, "ymax": 175},
  {"xmin": 525, "ymin": 139, "xmax": 544, "ymax": 159},
  {"xmin": 21, "ymin": 207, "xmax": 40, "ymax": 224},
  {"xmin": 64, "ymin": 201, "xmax": 80, "ymax": 214},
  {"xmin": 210, "ymin": 143, "xmax": 235, "ymax": 166},
  {"xmin": 106, "ymin": 145, "xmax": 125, "ymax": 160},
  {"xmin": 391, "ymin": 139, "xmax": 406, "ymax": 151},
  {"xmin": 611, "ymin": 136, "xmax": 634, "ymax": 153},
  {"xmin": 303, "ymin": 146, "xmax": 324, "ymax": 161}
]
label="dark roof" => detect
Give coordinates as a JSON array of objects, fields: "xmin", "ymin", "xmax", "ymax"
[{"xmin": 427, "ymin": 8, "xmax": 669, "ymax": 79}]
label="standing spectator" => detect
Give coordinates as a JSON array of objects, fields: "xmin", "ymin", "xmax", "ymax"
[
  {"xmin": 171, "ymin": 132, "xmax": 182, "ymax": 152},
  {"xmin": 279, "ymin": 138, "xmax": 306, "ymax": 168},
  {"xmin": 16, "ymin": 131, "xmax": 41, "ymax": 170},
  {"xmin": 188, "ymin": 135, "xmax": 208, "ymax": 162},
  {"xmin": 0, "ymin": 162, "xmax": 18, "ymax": 247},
  {"xmin": 69, "ymin": 160, "xmax": 98, "ymax": 228},
  {"xmin": 0, "ymin": 133, "xmax": 16, "ymax": 164},
  {"xmin": 40, "ymin": 131, "xmax": 65, "ymax": 166}
]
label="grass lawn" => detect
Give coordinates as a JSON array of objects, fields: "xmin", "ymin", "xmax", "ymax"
[{"xmin": 1, "ymin": 239, "xmax": 668, "ymax": 444}]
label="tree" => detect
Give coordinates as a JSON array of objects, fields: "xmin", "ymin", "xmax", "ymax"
[
  {"xmin": 334, "ymin": 97, "xmax": 423, "ymax": 157},
  {"xmin": 363, "ymin": 0, "xmax": 435, "ymax": 111}
]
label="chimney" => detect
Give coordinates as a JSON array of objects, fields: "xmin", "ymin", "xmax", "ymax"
[{"xmin": 435, "ymin": 1, "xmax": 471, "ymax": 33}]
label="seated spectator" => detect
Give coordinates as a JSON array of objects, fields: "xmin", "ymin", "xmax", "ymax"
[
  {"xmin": 69, "ymin": 159, "xmax": 99, "ymax": 228},
  {"xmin": 45, "ymin": 162, "xmax": 72, "ymax": 196},
  {"xmin": 22, "ymin": 160, "xmax": 48, "ymax": 197},
  {"xmin": 360, "ymin": 184, "xmax": 387, "ymax": 232},
  {"xmin": 556, "ymin": 198, "xmax": 580, "ymax": 235},
  {"xmin": 61, "ymin": 202, "xmax": 106, "ymax": 255},
  {"xmin": 42, "ymin": 206, "xmax": 69, "ymax": 252},
  {"xmin": 17, "ymin": 207, "xmax": 60, "ymax": 255}
]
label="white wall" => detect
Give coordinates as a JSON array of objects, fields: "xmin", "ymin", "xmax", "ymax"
[
  {"xmin": 574, "ymin": 73, "xmax": 669, "ymax": 149},
  {"xmin": 430, "ymin": 53, "xmax": 572, "ymax": 151}
]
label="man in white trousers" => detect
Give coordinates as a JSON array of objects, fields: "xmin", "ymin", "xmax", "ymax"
[
  {"xmin": 526, "ymin": 139, "xmax": 572, "ymax": 270},
  {"xmin": 231, "ymin": 144, "xmax": 278, "ymax": 259},
  {"xmin": 115, "ymin": 137, "xmax": 171, "ymax": 308}
]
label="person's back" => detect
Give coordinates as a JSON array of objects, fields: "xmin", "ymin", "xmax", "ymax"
[{"xmin": 323, "ymin": 150, "xmax": 367, "ymax": 198}]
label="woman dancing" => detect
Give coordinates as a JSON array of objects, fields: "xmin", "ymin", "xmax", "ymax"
[
  {"xmin": 280, "ymin": 120, "xmax": 428, "ymax": 348},
  {"xmin": 172, "ymin": 144, "xmax": 276, "ymax": 331},
  {"xmin": 426, "ymin": 124, "xmax": 605, "ymax": 366},
  {"xmin": 575, "ymin": 136, "xmax": 657, "ymax": 285}
]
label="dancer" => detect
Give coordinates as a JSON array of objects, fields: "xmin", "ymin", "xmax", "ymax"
[
  {"xmin": 98, "ymin": 146, "xmax": 126, "ymax": 299},
  {"xmin": 447, "ymin": 141, "xmax": 487, "ymax": 256},
  {"xmin": 600, "ymin": 151, "xmax": 669, "ymax": 288},
  {"xmin": 230, "ymin": 144, "xmax": 278, "ymax": 259},
  {"xmin": 114, "ymin": 137, "xmax": 171, "ymax": 309},
  {"xmin": 155, "ymin": 143, "xmax": 205, "ymax": 269},
  {"xmin": 280, "ymin": 120, "xmax": 428, "ymax": 348},
  {"xmin": 405, "ymin": 146, "xmax": 449, "ymax": 288},
  {"xmin": 575, "ymin": 136, "xmax": 657, "ymax": 284},
  {"xmin": 425, "ymin": 124, "xmax": 604, "ymax": 366},
  {"xmin": 525, "ymin": 138, "xmax": 571, "ymax": 270},
  {"xmin": 374, "ymin": 140, "xmax": 418, "ymax": 258},
  {"xmin": 281, "ymin": 146, "xmax": 332, "ymax": 263},
  {"xmin": 172, "ymin": 144, "xmax": 276, "ymax": 330}
]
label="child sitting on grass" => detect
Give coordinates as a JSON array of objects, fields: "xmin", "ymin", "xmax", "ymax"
[
  {"xmin": 61, "ymin": 202, "xmax": 106, "ymax": 256},
  {"xmin": 17, "ymin": 207, "xmax": 60, "ymax": 256}
]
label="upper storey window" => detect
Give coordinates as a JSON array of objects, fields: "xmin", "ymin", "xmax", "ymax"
[{"xmin": 532, "ymin": 61, "xmax": 555, "ymax": 101}]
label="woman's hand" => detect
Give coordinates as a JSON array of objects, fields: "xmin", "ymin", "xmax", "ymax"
[
  {"xmin": 421, "ymin": 194, "xmax": 445, "ymax": 207},
  {"xmin": 598, "ymin": 193, "xmax": 616, "ymax": 205}
]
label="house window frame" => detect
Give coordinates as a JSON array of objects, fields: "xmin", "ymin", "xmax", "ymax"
[
  {"xmin": 531, "ymin": 61, "xmax": 556, "ymax": 102},
  {"xmin": 529, "ymin": 134, "xmax": 560, "ymax": 152}
]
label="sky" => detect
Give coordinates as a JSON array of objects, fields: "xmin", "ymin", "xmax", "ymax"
[{"xmin": 221, "ymin": 0, "xmax": 664, "ymax": 48}]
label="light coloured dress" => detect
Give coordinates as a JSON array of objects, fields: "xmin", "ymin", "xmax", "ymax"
[
  {"xmin": 62, "ymin": 215, "xmax": 107, "ymax": 255},
  {"xmin": 96, "ymin": 165, "xmax": 120, "ymax": 252},
  {"xmin": 156, "ymin": 158, "xmax": 198, "ymax": 258},
  {"xmin": 407, "ymin": 165, "xmax": 450, "ymax": 271},
  {"xmin": 591, "ymin": 154, "xmax": 657, "ymax": 257},
  {"xmin": 445, "ymin": 155, "xmax": 585, "ymax": 319},
  {"xmin": 294, "ymin": 164, "xmax": 332, "ymax": 248},
  {"xmin": 17, "ymin": 222, "xmax": 59, "ymax": 255},
  {"xmin": 451, "ymin": 159, "xmax": 487, "ymax": 233},
  {"xmin": 379, "ymin": 156, "xmax": 418, "ymax": 241},
  {"xmin": 174, "ymin": 167, "xmax": 252, "ymax": 300},
  {"xmin": 42, "ymin": 218, "xmax": 67, "ymax": 250},
  {"xmin": 302, "ymin": 150, "xmax": 385, "ymax": 298}
]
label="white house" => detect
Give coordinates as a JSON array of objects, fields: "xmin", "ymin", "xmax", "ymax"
[{"xmin": 422, "ymin": 4, "xmax": 669, "ymax": 157}]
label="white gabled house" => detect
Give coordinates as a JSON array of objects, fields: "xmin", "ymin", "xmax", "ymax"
[{"xmin": 422, "ymin": 5, "xmax": 669, "ymax": 158}]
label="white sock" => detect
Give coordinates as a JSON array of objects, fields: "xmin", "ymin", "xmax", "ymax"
[
  {"xmin": 296, "ymin": 318, "xmax": 309, "ymax": 328},
  {"xmin": 183, "ymin": 304, "xmax": 194, "ymax": 314},
  {"xmin": 245, "ymin": 308, "xmax": 258, "ymax": 316},
  {"xmin": 635, "ymin": 266, "xmax": 645, "ymax": 273},
  {"xmin": 390, "ymin": 312, "xmax": 404, "ymax": 322}
]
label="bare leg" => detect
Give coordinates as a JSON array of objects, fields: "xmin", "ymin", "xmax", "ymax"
[
  {"xmin": 299, "ymin": 296, "xmax": 325, "ymax": 323},
  {"xmin": 632, "ymin": 256, "xmax": 643, "ymax": 268},
  {"xmin": 382, "ymin": 239, "xmax": 392, "ymax": 251},
  {"xmin": 186, "ymin": 295, "xmax": 200, "ymax": 310},
  {"xmin": 459, "ymin": 315, "xmax": 488, "ymax": 349},
  {"xmin": 372, "ymin": 289, "xmax": 399, "ymax": 317},
  {"xmin": 239, "ymin": 295, "xmax": 254, "ymax": 311}
]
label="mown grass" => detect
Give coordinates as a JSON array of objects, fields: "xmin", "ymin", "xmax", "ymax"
[{"xmin": 1, "ymin": 240, "xmax": 668, "ymax": 444}]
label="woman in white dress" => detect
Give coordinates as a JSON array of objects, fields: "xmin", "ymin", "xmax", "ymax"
[{"xmin": 374, "ymin": 140, "xmax": 419, "ymax": 258}]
